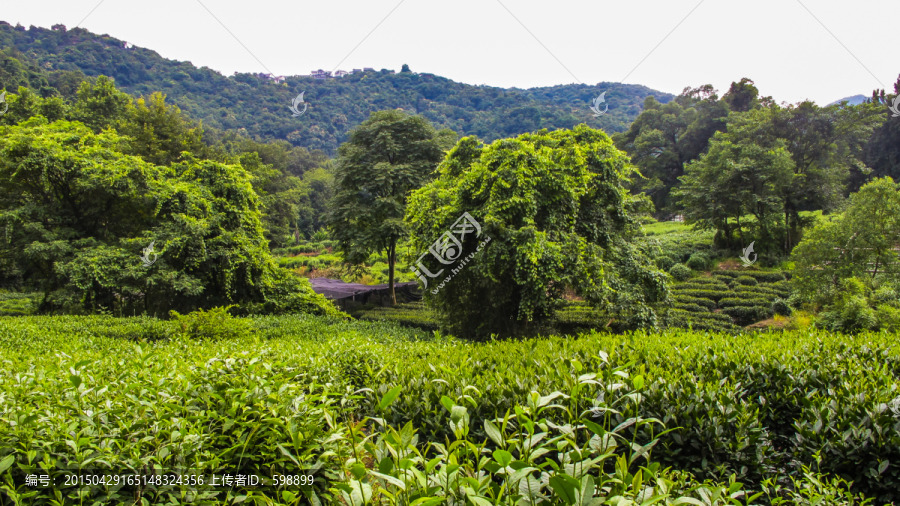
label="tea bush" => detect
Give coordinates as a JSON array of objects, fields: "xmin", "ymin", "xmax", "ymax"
[
  {"xmin": 0, "ymin": 315, "xmax": 896, "ymax": 504},
  {"xmin": 686, "ymin": 253, "xmax": 709, "ymax": 270},
  {"xmin": 669, "ymin": 263, "xmax": 692, "ymax": 281}
]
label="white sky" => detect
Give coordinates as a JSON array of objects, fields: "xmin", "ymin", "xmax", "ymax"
[{"xmin": 4, "ymin": 0, "xmax": 896, "ymax": 105}]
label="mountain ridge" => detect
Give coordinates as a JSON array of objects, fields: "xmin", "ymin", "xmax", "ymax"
[{"xmin": 0, "ymin": 21, "xmax": 674, "ymax": 154}]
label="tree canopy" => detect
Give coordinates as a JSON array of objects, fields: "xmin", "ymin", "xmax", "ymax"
[
  {"xmin": 0, "ymin": 116, "xmax": 342, "ymax": 317},
  {"xmin": 406, "ymin": 125, "xmax": 668, "ymax": 338},
  {"xmin": 328, "ymin": 110, "xmax": 455, "ymax": 303}
]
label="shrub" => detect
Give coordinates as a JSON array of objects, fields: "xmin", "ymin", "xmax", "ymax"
[
  {"xmin": 686, "ymin": 277, "xmax": 728, "ymax": 286},
  {"xmin": 734, "ymin": 275, "xmax": 758, "ymax": 286},
  {"xmin": 750, "ymin": 272, "xmax": 786, "ymax": 283},
  {"xmin": 722, "ymin": 305, "xmax": 772, "ymax": 325},
  {"xmin": 672, "ymin": 289, "xmax": 736, "ymax": 302},
  {"xmin": 772, "ymin": 298, "xmax": 792, "ymax": 316},
  {"xmin": 674, "ymin": 295, "xmax": 717, "ymax": 310},
  {"xmin": 655, "ymin": 255, "xmax": 677, "ymax": 271},
  {"xmin": 674, "ymin": 303, "xmax": 710, "ymax": 313},
  {"xmin": 669, "ymin": 263, "xmax": 692, "ymax": 281},
  {"xmin": 169, "ymin": 305, "xmax": 254, "ymax": 340},
  {"xmin": 718, "ymin": 297, "xmax": 771, "ymax": 308},
  {"xmin": 734, "ymin": 285, "xmax": 780, "ymax": 298},
  {"xmin": 676, "ymin": 282, "xmax": 729, "ymax": 291},
  {"xmin": 686, "ymin": 253, "xmax": 709, "ymax": 270}
]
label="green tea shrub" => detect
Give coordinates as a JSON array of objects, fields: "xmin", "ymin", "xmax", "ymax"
[
  {"xmin": 734, "ymin": 285, "xmax": 780, "ymax": 298},
  {"xmin": 655, "ymin": 255, "xmax": 677, "ymax": 271},
  {"xmin": 169, "ymin": 305, "xmax": 254, "ymax": 340},
  {"xmin": 674, "ymin": 303, "xmax": 709, "ymax": 313},
  {"xmin": 674, "ymin": 289, "xmax": 735, "ymax": 302},
  {"xmin": 669, "ymin": 263, "xmax": 692, "ymax": 281},
  {"xmin": 676, "ymin": 282, "xmax": 729, "ymax": 291},
  {"xmin": 734, "ymin": 275, "xmax": 759, "ymax": 286},
  {"xmin": 1, "ymin": 316, "xmax": 897, "ymax": 502},
  {"xmin": 686, "ymin": 277, "xmax": 729, "ymax": 286},
  {"xmin": 718, "ymin": 297, "xmax": 771, "ymax": 308},
  {"xmin": 750, "ymin": 272, "xmax": 786, "ymax": 283},
  {"xmin": 721, "ymin": 305, "xmax": 771, "ymax": 325},
  {"xmin": 686, "ymin": 253, "xmax": 709, "ymax": 270},
  {"xmin": 674, "ymin": 295, "xmax": 717, "ymax": 310},
  {"xmin": 356, "ymin": 303, "xmax": 439, "ymax": 331},
  {"xmin": 772, "ymin": 298, "xmax": 792, "ymax": 316}
]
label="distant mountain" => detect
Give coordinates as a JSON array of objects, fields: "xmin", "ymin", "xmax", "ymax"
[
  {"xmin": 0, "ymin": 21, "xmax": 674, "ymax": 154},
  {"xmin": 828, "ymin": 94, "xmax": 868, "ymax": 106}
]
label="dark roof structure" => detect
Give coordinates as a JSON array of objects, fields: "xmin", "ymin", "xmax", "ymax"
[{"xmin": 309, "ymin": 278, "xmax": 419, "ymax": 303}]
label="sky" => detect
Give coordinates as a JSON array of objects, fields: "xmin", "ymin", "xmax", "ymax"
[{"xmin": 3, "ymin": 0, "xmax": 896, "ymax": 105}]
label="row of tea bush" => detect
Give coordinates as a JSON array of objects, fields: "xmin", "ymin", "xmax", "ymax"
[{"xmin": 0, "ymin": 314, "xmax": 896, "ymax": 504}]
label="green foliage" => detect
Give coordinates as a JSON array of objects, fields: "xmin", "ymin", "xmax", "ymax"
[
  {"xmin": 771, "ymin": 297, "xmax": 792, "ymax": 316},
  {"xmin": 721, "ymin": 305, "xmax": 772, "ymax": 325},
  {"xmin": 355, "ymin": 302, "xmax": 439, "ymax": 331},
  {"xmin": 793, "ymin": 177, "xmax": 900, "ymax": 299},
  {"xmin": 668, "ymin": 263, "xmax": 692, "ymax": 281},
  {"xmin": 168, "ymin": 305, "xmax": 253, "ymax": 340},
  {"xmin": 0, "ymin": 292, "xmax": 37, "ymax": 316},
  {"xmin": 613, "ymin": 85, "xmax": 731, "ymax": 215},
  {"xmin": 686, "ymin": 252, "xmax": 709, "ymax": 270},
  {"xmin": 673, "ymin": 294, "xmax": 717, "ymax": 310},
  {"xmin": 329, "ymin": 110, "xmax": 453, "ymax": 303},
  {"xmin": 0, "ymin": 116, "xmax": 341, "ymax": 317},
  {"xmin": 1, "ymin": 315, "xmax": 896, "ymax": 503},
  {"xmin": 406, "ymin": 126, "xmax": 668, "ymax": 338},
  {"xmin": 677, "ymin": 102, "xmax": 884, "ymax": 254},
  {"xmin": 735, "ymin": 275, "xmax": 759, "ymax": 286},
  {"xmin": 0, "ymin": 23, "xmax": 673, "ymax": 155}
]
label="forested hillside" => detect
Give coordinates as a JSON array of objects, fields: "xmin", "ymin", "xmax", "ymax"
[{"xmin": 0, "ymin": 21, "xmax": 672, "ymax": 154}]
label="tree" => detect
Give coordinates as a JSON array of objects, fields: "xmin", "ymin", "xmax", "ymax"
[
  {"xmin": 0, "ymin": 116, "xmax": 342, "ymax": 317},
  {"xmin": 677, "ymin": 100, "xmax": 882, "ymax": 254},
  {"xmin": 863, "ymin": 75, "xmax": 900, "ymax": 185},
  {"xmin": 676, "ymin": 125, "xmax": 794, "ymax": 253},
  {"xmin": 612, "ymin": 85, "xmax": 730, "ymax": 215},
  {"xmin": 406, "ymin": 126, "xmax": 668, "ymax": 339},
  {"xmin": 297, "ymin": 166, "xmax": 335, "ymax": 239},
  {"xmin": 328, "ymin": 110, "xmax": 455, "ymax": 303},
  {"xmin": 792, "ymin": 177, "xmax": 900, "ymax": 297}
]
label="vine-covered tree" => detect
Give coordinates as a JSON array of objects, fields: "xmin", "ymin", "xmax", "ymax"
[
  {"xmin": 328, "ymin": 110, "xmax": 455, "ymax": 303},
  {"xmin": 406, "ymin": 125, "xmax": 668, "ymax": 339},
  {"xmin": 0, "ymin": 116, "xmax": 342, "ymax": 317}
]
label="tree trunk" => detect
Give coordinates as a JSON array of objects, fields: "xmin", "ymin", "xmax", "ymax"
[
  {"xmin": 388, "ymin": 238, "xmax": 397, "ymax": 305},
  {"xmin": 785, "ymin": 209, "xmax": 790, "ymax": 254}
]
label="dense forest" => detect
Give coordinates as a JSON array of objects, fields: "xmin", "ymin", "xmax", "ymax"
[{"xmin": 0, "ymin": 21, "xmax": 671, "ymax": 154}]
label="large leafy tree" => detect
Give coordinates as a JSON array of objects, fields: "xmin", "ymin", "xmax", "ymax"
[
  {"xmin": 676, "ymin": 124, "xmax": 795, "ymax": 252},
  {"xmin": 792, "ymin": 177, "xmax": 900, "ymax": 296},
  {"xmin": 863, "ymin": 75, "xmax": 900, "ymax": 185},
  {"xmin": 406, "ymin": 125, "xmax": 668, "ymax": 339},
  {"xmin": 0, "ymin": 116, "xmax": 341, "ymax": 317},
  {"xmin": 613, "ymin": 83, "xmax": 760, "ymax": 215},
  {"xmin": 677, "ymin": 101, "xmax": 882, "ymax": 254},
  {"xmin": 328, "ymin": 110, "xmax": 455, "ymax": 303}
]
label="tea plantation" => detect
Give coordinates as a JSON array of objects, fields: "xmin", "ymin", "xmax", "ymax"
[{"xmin": 0, "ymin": 314, "xmax": 897, "ymax": 505}]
